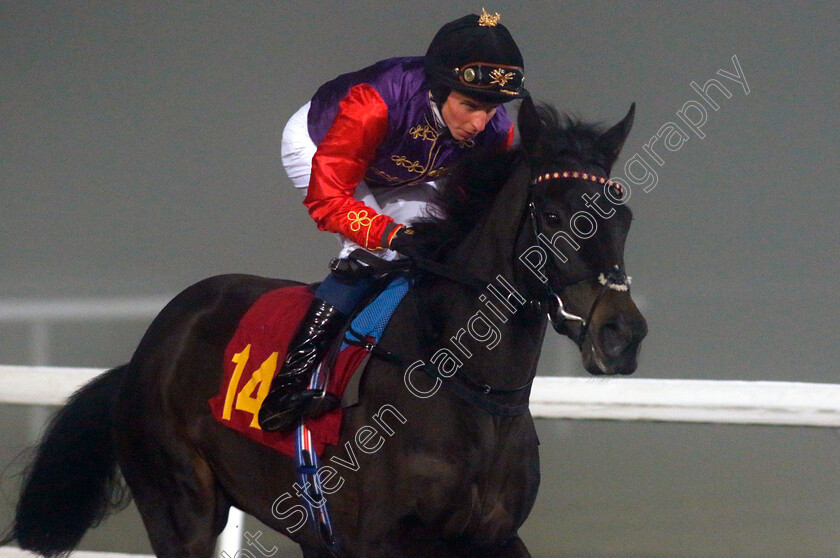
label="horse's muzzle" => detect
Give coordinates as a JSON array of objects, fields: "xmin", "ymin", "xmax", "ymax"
[{"xmin": 582, "ymin": 296, "xmax": 647, "ymax": 376}]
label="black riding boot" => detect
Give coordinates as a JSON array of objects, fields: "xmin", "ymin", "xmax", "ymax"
[{"xmin": 258, "ymin": 298, "xmax": 345, "ymax": 432}]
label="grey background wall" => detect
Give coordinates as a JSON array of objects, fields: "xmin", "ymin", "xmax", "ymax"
[{"xmin": 1, "ymin": 2, "xmax": 838, "ymax": 557}]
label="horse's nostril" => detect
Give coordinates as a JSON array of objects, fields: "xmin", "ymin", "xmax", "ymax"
[{"xmin": 600, "ymin": 321, "xmax": 630, "ymax": 357}]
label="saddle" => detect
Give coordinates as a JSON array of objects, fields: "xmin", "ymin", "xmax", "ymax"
[{"xmin": 208, "ymin": 269, "xmax": 410, "ymax": 457}]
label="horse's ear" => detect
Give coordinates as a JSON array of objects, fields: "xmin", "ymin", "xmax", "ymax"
[
  {"xmin": 597, "ymin": 103, "xmax": 635, "ymax": 171},
  {"xmin": 518, "ymin": 96, "xmax": 544, "ymax": 154}
]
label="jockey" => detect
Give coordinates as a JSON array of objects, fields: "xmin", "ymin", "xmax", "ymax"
[{"xmin": 258, "ymin": 10, "xmax": 528, "ymax": 432}]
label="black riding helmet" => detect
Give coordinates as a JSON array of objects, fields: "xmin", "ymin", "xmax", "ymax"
[{"xmin": 425, "ymin": 9, "xmax": 528, "ymax": 105}]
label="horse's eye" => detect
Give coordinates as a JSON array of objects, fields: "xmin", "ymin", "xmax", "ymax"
[
  {"xmin": 543, "ymin": 212, "xmax": 563, "ymax": 226},
  {"xmin": 608, "ymin": 182, "xmax": 625, "ymax": 199}
]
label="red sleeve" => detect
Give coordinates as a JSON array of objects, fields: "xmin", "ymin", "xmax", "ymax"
[
  {"xmin": 304, "ymin": 84, "xmax": 394, "ymax": 250},
  {"xmin": 504, "ymin": 123, "xmax": 515, "ymax": 150}
]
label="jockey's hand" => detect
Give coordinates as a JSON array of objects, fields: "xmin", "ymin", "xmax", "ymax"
[{"xmin": 388, "ymin": 226, "xmax": 421, "ymax": 258}]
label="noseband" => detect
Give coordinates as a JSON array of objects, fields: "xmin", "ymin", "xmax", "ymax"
[{"xmin": 527, "ymin": 170, "xmax": 632, "ymax": 346}]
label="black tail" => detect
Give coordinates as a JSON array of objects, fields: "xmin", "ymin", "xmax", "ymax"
[{"xmin": 1, "ymin": 366, "xmax": 130, "ymax": 557}]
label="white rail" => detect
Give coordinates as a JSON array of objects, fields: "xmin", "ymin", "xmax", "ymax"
[
  {"xmin": 0, "ymin": 297, "xmax": 172, "ymax": 322},
  {"xmin": 0, "ymin": 295, "xmax": 231, "ymax": 558},
  {"xmin": 529, "ymin": 377, "xmax": 840, "ymax": 427},
  {"xmin": 3, "ymin": 365, "xmax": 838, "ymax": 558},
  {"xmin": 3, "ymin": 365, "xmax": 840, "ymax": 427}
]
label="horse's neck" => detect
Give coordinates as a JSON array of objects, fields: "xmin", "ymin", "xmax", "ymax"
[
  {"xmin": 429, "ymin": 161, "xmax": 547, "ymax": 389},
  {"xmin": 422, "ymin": 277, "xmax": 544, "ymax": 389},
  {"xmin": 449, "ymin": 162, "xmax": 530, "ymax": 278}
]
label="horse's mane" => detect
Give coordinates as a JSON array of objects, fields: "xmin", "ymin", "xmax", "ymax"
[{"xmin": 412, "ymin": 103, "xmax": 610, "ymax": 259}]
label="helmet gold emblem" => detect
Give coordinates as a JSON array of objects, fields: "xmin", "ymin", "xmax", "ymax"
[
  {"xmin": 478, "ymin": 8, "xmax": 501, "ymax": 27},
  {"xmin": 489, "ymin": 68, "xmax": 512, "ymax": 87}
]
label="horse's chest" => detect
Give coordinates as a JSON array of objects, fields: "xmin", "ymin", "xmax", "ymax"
[{"xmin": 410, "ymin": 442, "xmax": 538, "ymax": 544}]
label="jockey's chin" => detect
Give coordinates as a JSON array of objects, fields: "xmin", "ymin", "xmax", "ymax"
[{"xmin": 450, "ymin": 128, "xmax": 477, "ymax": 141}]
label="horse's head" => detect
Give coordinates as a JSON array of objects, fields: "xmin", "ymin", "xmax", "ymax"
[{"xmin": 516, "ymin": 97, "xmax": 647, "ymax": 375}]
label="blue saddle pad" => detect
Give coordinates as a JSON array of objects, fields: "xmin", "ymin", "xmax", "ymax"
[{"xmin": 342, "ymin": 275, "xmax": 411, "ymax": 350}]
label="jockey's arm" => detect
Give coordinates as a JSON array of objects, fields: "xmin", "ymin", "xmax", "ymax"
[{"xmin": 304, "ymin": 84, "xmax": 403, "ymax": 251}]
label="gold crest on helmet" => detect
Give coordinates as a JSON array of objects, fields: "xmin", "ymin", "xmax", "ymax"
[{"xmin": 478, "ymin": 8, "xmax": 501, "ymax": 27}]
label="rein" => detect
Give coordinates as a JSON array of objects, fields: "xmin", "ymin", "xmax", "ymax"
[{"xmin": 344, "ymin": 250, "xmax": 534, "ymax": 416}]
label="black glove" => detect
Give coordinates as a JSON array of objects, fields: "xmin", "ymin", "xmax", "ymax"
[{"xmin": 388, "ymin": 226, "xmax": 421, "ymax": 258}]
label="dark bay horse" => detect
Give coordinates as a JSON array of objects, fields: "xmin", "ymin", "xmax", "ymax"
[{"xmin": 3, "ymin": 98, "xmax": 647, "ymax": 557}]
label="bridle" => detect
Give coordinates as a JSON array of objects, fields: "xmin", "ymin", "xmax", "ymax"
[
  {"xmin": 527, "ymin": 170, "xmax": 632, "ymax": 346},
  {"xmin": 339, "ymin": 168, "xmax": 634, "ymax": 415}
]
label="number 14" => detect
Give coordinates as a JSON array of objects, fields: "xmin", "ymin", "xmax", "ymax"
[{"xmin": 221, "ymin": 344, "xmax": 277, "ymax": 429}]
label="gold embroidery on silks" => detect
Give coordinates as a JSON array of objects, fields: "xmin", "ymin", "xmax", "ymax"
[
  {"xmin": 368, "ymin": 114, "xmax": 462, "ymax": 185},
  {"xmin": 427, "ymin": 167, "xmax": 449, "ymax": 179},
  {"xmin": 371, "ymin": 165, "xmax": 448, "ymax": 182},
  {"xmin": 347, "ymin": 209, "xmax": 373, "ymax": 232},
  {"xmin": 409, "ymin": 124, "xmax": 439, "ymax": 142},
  {"xmin": 364, "ymin": 214, "xmax": 381, "ymax": 247},
  {"xmin": 370, "ymin": 167, "xmax": 402, "ymax": 183},
  {"xmin": 346, "ymin": 209, "xmax": 382, "ymax": 247},
  {"xmin": 391, "ymin": 155, "xmax": 424, "ymax": 174}
]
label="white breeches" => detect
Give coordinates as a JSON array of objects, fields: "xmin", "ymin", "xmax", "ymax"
[{"xmin": 281, "ymin": 102, "xmax": 437, "ymax": 260}]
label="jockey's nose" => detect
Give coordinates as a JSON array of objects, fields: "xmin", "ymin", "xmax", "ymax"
[{"xmin": 472, "ymin": 112, "xmax": 490, "ymax": 133}]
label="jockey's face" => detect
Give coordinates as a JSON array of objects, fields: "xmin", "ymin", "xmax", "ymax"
[{"xmin": 440, "ymin": 90, "xmax": 499, "ymax": 141}]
